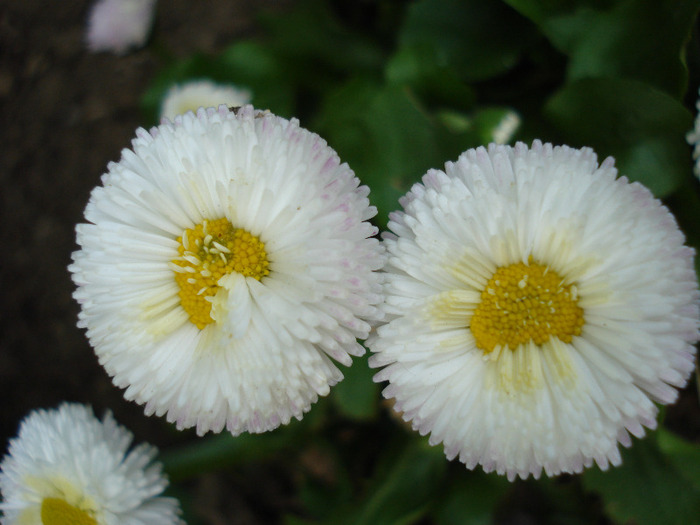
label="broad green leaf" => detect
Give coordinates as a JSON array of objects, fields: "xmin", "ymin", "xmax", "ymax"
[
  {"xmin": 385, "ymin": 43, "xmax": 475, "ymax": 110},
  {"xmin": 432, "ymin": 470, "xmax": 509, "ymax": 525},
  {"xmin": 342, "ymin": 439, "xmax": 448, "ymax": 525},
  {"xmin": 566, "ymin": 0, "xmax": 699, "ymax": 98},
  {"xmin": 331, "ymin": 353, "xmax": 380, "ymax": 421},
  {"xmin": 314, "ymin": 79, "xmax": 480, "ymax": 228},
  {"xmin": 545, "ymin": 77, "xmax": 693, "ymax": 197},
  {"xmin": 657, "ymin": 427, "xmax": 700, "ymax": 489},
  {"xmin": 582, "ymin": 434, "xmax": 700, "ymax": 525},
  {"xmin": 258, "ymin": 0, "xmax": 385, "ymax": 84},
  {"xmin": 504, "ymin": 0, "xmax": 615, "ymax": 23},
  {"xmin": 530, "ymin": 7, "xmax": 608, "ymax": 55},
  {"xmin": 290, "ymin": 435, "xmax": 447, "ymax": 525},
  {"xmin": 504, "ymin": 0, "xmax": 616, "ymax": 53},
  {"xmin": 399, "ymin": 0, "xmax": 536, "ymax": 82},
  {"xmin": 506, "ymin": 0, "xmax": 699, "ymax": 98}
]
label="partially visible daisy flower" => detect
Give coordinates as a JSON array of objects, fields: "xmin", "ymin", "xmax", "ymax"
[
  {"xmin": 86, "ymin": 0, "xmax": 157, "ymax": 55},
  {"xmin": 159, "ymin": 80, "xmax": 252, "ymax": 121},
  {"xmin": 70, "ymin": 105, "xmax": 385, "ymax": 436},
  {"xmin": 368, "ymin": 141, "xmax": 699, "ymax": 480},
  {"xmin": 0, "ymin": 403, "xmax": 181, "ymax": 524},
  {"xmin": 686, "ymin": 89, "xmax": 700, "ymax": 177}
]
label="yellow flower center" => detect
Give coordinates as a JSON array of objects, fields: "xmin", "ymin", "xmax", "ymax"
[
  {"xmin": 172, "ymin": 217, "xmax": 270, "ymax": 329},
  {"xmin": 470, "ymin": 257, "xmax": 584, "ymax": 353},
  {"xmin": 41, "ymin": 498, "xmax": 96, "ymax": 525}
]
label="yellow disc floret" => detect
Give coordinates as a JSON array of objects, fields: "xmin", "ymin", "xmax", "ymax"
[
  {"xmin": 41, "ymin": 498, "xmax": 97, "ymax": 525},
  {"xmin": 172, "ymin": 217, "xmax": 270, "ymax": 329},
  {"xmin": 470, "ymin": 257, "xmax": 584, "ymax": 353}
]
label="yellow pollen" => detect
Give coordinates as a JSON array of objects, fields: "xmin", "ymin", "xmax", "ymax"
[
  {"xmin": 470, "ymin": 257, "xmax": 584, "ymax": 353},
  {"xmin": 41, "ymin": 498, "xmax": 97, "ymax": 525},
  {"xmin": 172, "ymin": 218, "xmax": 270, "ymax": 329}
]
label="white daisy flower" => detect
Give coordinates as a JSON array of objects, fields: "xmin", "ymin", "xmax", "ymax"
[
  {"xmin": 0, "ymin": 403, "xmax": 181, "ymax": 525},
  {"xmin": 368, "ymin": 140, "xmax": 699, "ymax": 481},
  {"xmin": 85, "ymin": 0, "xmax": 157, "ymax": 55},
  {"xmin": 159, "ymin": 80, "xmax": 252, "ymax": 122},
  {"xmin": 70, "ymin": 105, "xmax": 385, "ymax": 436}
]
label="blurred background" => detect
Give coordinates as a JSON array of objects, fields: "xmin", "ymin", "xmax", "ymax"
[{"xmin": 2, "ymin": 1, "xmax": 700, "ymax": 524}]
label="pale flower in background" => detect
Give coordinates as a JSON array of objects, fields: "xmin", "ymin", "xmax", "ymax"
[
  {"xmin": 70, "ymin": 105, "xmax": 385, "ymax": 437},
  {"xmin": 86, "ymin": 0, "xmax": 157, "ymax": 55},
  {"xmin": 160, "ymin": 80, "xmax": 252, "ymax": 121},
  {"xmin": 369, "ymin": 141, "xmax": 699, "ymax": 481},
  {"xmin": 0, "ymin": 403, "xmax": 182, "ymax": 524}
]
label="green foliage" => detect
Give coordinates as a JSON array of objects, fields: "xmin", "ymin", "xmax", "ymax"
[
  {"xmin": 340, "ymin": 439, "xmax": 447, "ymax": 525},
  {"xmin": 507, "ymin": 0, "xmax": 700, "ymax": 98},
  {"xmin": 431, "ymin": 470, "xmax": 509, "ymax": 525},
  {"xmin": 657, "ymin": 427, "xmax": 700, "ymax": 490},
  {"xmin": 545, "ymin": 77, "xmax": 693, "ymax": 197},
  {"xmin": 385, "ymin": 43, "xmax": 476, "ymax": 110},
  {"xmin": 314, "ymin": 78, "xmax": 480, "ymax": 227},
  {"xmin": 399, "ymin": 0, "xmax": 537, "ymax": 83},
  {"xmin": 256, "ymin": 0, "xmax": 386, "ymax": 82},
  {"xmin": 293, "ymin": 435, "xmax": 449, "ymax": 525},
  {"xmin": 160, "ymin": 417, "xmax": 310, "ymax": 482},
  {"xmin": 143, "ymin": 0, "xmax": 700, "ymax": 523},
  {"xmin": 582, "ymin": 432, "xmax": 700, "ymax": 525},
  {"xmin": 331, "ymin": 353, "xmax": 380, "ymax": 420}
]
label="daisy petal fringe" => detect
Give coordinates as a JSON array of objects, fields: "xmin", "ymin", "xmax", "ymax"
[
  {"xmin": 70, "ymin": 105, "xmax": 385, "ymax": 436},
  {"xmin": 368, "ymin": 140, "xmax": 699, "ymax": 481}
]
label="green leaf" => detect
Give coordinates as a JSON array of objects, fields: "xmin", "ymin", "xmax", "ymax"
[
  {"xmin": 331, "ymin": 353, "xmax": 380, "ymax": 421},
  {"xmin": 399, "ymin": 0, "xmax": 536, "ymax": 82},
  {"xmin": 504, "ymin": 0, "xmax": 615, "ymax": 23},
  {"xmin": 160, "ymin": 420, "xmax": 306, "ymax": 481},
  {"xmin": 432, "ymin": 470, "xmax": 509, "ymax": 525},
  {"xmin": 342, "ymin": 439, "xmax": 448, "ymax": 525},
  {"xmin": 545, "ymin": 77, "xmax": 693, "ymax": 197},
  {"xmin": 506, "ymin": 0, "xmax": 699, "ymax": 98},
  {"xmin": 582, "ymin": 434, "xmax": 700, "ymax": 525},
  {"xmin": 657, "ymin": 427, "xmax": 700, "ymax": 489},
  {"xmin": 385, "ymin": 43, "xmax": 475, "ymax": 110},
  {"xmin": 218, "ymin": 41, "xmax": 296, "ymax": 117},
  {"xmin": 314, "ymin": 79, "xmax": 480, "ymax": 228},
  {"xmin": 565, "ymin": 0, "xmax": 699, "ymax": 98},
  {"xmin": 258, "ymin": 0, "xmax": 385, "ymax": 83},
  {"xmin": 504, "ymin": 0, "xmax": 616, "ymax": 54}
]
